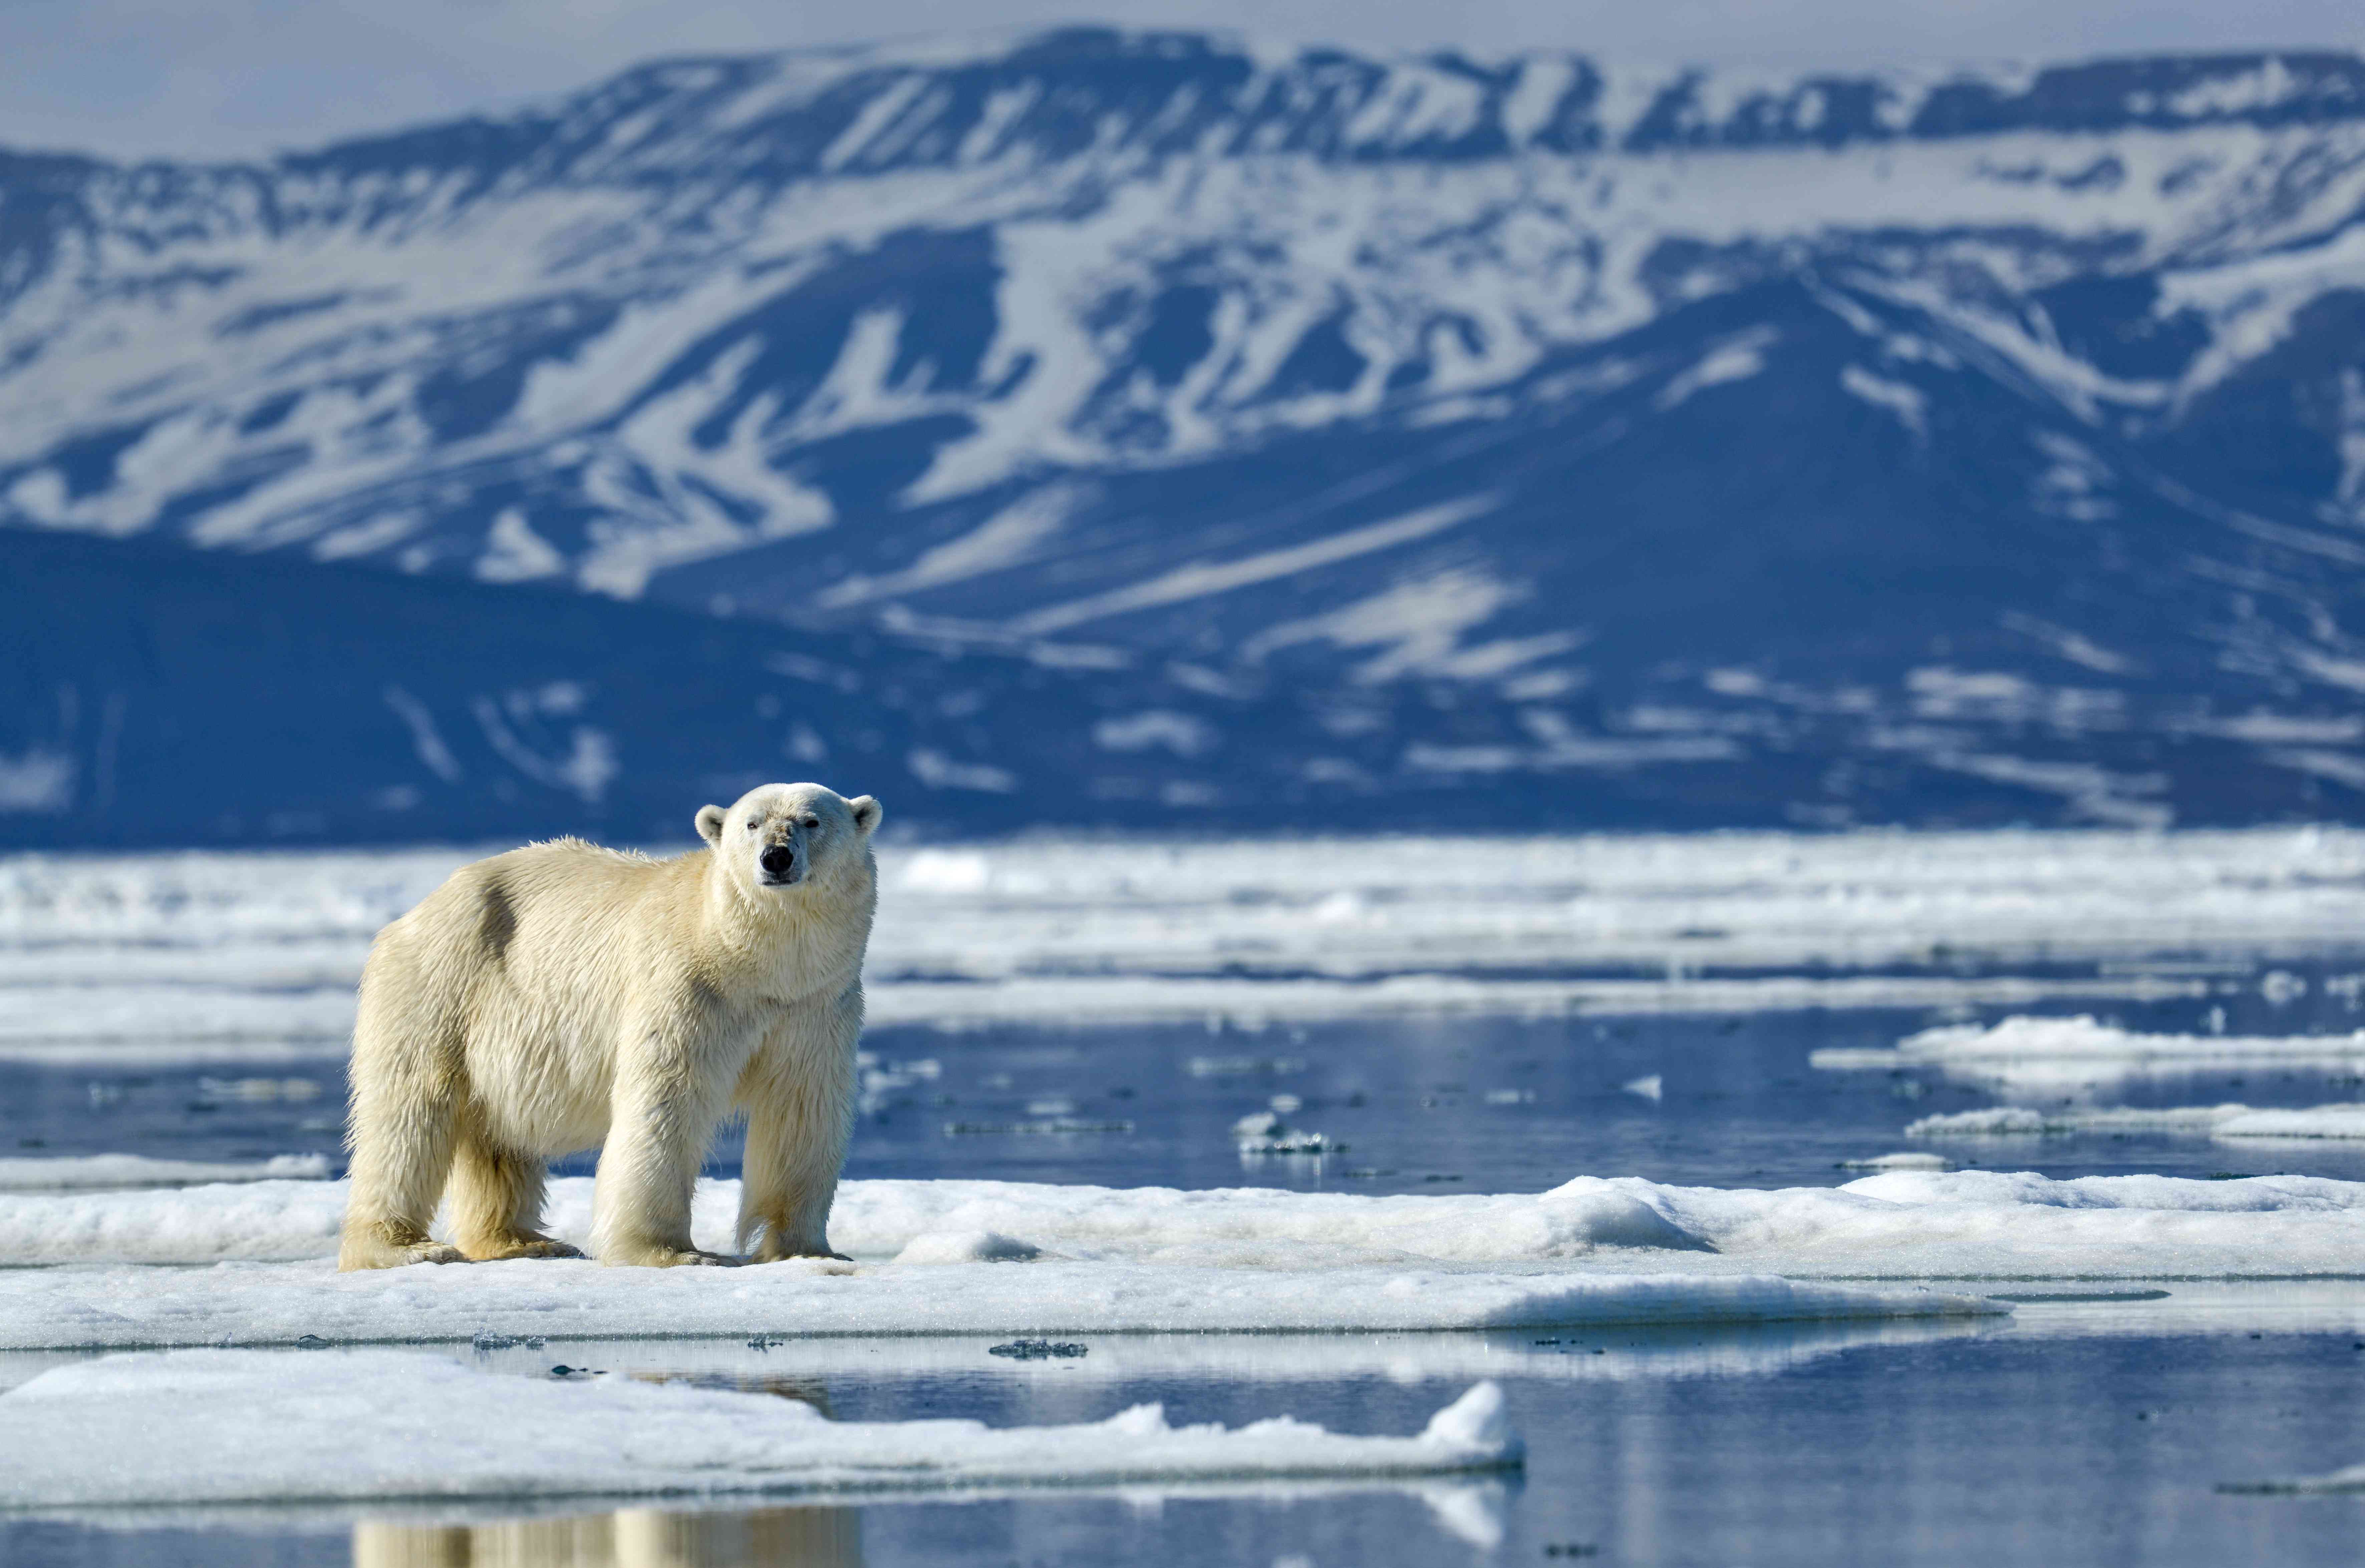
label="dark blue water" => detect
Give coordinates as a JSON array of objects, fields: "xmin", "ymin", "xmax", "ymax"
[{"xmin": 11, "ymin": 960, "xmax": 2365, "ymax": 1192}]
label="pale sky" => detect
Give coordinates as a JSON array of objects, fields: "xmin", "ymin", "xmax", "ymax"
[{"xmin": 3, "ymin": 0, "xmax": 2362, "ymax": 162}]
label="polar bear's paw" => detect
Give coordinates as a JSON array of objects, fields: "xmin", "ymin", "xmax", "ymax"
[
  {"xmin": 603, "ymin": 1245, "xmax": 743, "ymax": 1269},
  {"xmin": 337, "ymin": 1231, "xmax": 468, "ymax": 1271},
  {"xmin": 749, "ymin": 1238, "xmax": 854, "ymax": 1264},
  {"xmin": 464, "ymin": 1234, "xmax": 585, "ymax": 1262}
]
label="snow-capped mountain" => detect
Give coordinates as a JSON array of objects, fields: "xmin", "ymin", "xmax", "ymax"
[{"xmin": 10, "ymin": 30, "xmax": 2365, "ymax": 844}]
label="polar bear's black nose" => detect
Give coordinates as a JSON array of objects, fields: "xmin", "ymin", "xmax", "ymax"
[{"xmin": 759, "ymin": 846, "xmax": 794, "ymax": 880}]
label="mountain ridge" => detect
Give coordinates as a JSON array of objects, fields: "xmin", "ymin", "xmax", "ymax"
[{"xmin": 9, "ymin": 28, "xmax": 2365, "ymax": 841}]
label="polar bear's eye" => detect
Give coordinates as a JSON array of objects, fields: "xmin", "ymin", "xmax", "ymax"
[
  {"xmin": 746, "ymin": 820, "xmax": 760, "ymax": 832},
  {"xmin": 801, "ymin": 815, "xmax": 820, "ymax": 829}
]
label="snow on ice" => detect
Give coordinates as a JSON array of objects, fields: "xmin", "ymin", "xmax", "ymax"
[{"xmin": 0, "ymin": 1350, "xmax": 1519, "ymax": 1510}]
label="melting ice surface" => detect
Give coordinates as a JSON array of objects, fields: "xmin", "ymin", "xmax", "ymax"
[{"xmin": 8, "ymin": 830, "xmax": 2365, "ymax": 1564}]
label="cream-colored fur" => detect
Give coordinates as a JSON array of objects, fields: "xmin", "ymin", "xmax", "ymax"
[{"xmin": 338, "ymin": 782, "xmax": 881, "ymax": 1271}]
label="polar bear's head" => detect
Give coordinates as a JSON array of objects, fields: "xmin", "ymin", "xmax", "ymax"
[{"xmin": 696, "ymin": 783, "xmax": 882, "ymax": 893}]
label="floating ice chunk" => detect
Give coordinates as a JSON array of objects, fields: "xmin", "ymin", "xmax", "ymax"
[
  {"xmin": 195, "ymin": 1077, "xmax": 321, "ymax": 1103},
  {"xmin": 2225, "ymin": 1460, "xmax": 2365, "ymax": 1494},
  {"xmin": 0, "ymin": 1351, "xmax": 1521, "ymax": 1509},
  {"xmin": 1911, "ymin": 1101, "xmax": 2365, "ymax": 1140},
  {"xmin": 0, "ymin": 1153, "xmax": 329, "ymax": 1191},
  {"xmin": 1837, "ymin": 1152, "xmax": 1955, "ymax": 1171},
  {"xmin": 1817, "ymin": 1014, "xmax": 2365, "ymax": 1091},
  {"xmin": 894, "ymin": 1230, "xmax": 1045, "ymax": 1264},
  {"xmin": 1238, "ymin": 1131, "xmax": 1348, "ymax": 1156},
  {"xmin": 1233, "ymin": 1107, "xmax": 1346, "ymax": 1155},
  {"xmin": 1419, "ymin": 1381, "xmax": 1518, "ymax": 1457},
  {"xmin": 1189, "ymin": 1055, "xmax": 1308, "ymax": 1077},
  {"xmin": 1623, "ymin": 1075, "xmax": 1664, "ymax": 1101},
  {"xmin": 2215, "ymin": 1105, "xmax": 2365, "ymax": 1139}
]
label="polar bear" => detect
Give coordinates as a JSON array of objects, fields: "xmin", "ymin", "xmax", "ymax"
[{"xmin": 337, "ymin": 782, "xmax": 881, "ymax": 1270}]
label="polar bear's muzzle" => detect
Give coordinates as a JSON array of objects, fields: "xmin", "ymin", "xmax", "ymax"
[{"xmin": 757, "ymin": 843, "xmax": 801, "ymax": 886}]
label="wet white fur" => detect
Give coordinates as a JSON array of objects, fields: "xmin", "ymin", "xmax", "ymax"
[{"xmin": 338, "ymin": 783, "xmax": 880, "ymax": 1270}]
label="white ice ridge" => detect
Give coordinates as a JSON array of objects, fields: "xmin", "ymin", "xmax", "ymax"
[
  {"xmin": 0, "ymin": 1351, "xmax": 1519, "ymax": 1510},
  {"xmin": 0, "ymin": 1154, "xmax": 329, "ymax": 1191},
  {"xmin": 1910, "ymin": 1104, "xmax": 2365, "ymax": 1139},
  {"xmin": 7, "ymin": 829, "xmax": 2362, "ymax": 1054}
]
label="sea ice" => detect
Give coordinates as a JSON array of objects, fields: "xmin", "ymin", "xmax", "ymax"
[
  {"xmin": 10, "ymin": 831, "xmax": 2352, "ymax": 1056},
  {"xmin": 0, "ymin": 1153, "xmax": 328, "ymax": 1191},
  {"xmin": 1814, "ymin": 1013, "xmax": 2365, "ymax": 1091},
  {"xmin": 1823, "ymin": 1014, "xmax": 2365, "ymax": 1069},
  {"xmin": 11, "ymin": 1161, "xmax": 2365, "ymax": 1346},
  {"xmin": 0, "ymin": 1350, "xmax": 1520, "ymax": 1509},
  {"xmin": 1908, "ymin": 1104, "xmax": 2365, "ymax": 1140}
]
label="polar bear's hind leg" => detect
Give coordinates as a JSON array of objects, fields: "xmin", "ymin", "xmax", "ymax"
[
  {"xmin": 448, "ymin": 1120, "xmax": 582, "ymax": 1261},
  {"xmin": 338, "ymin": 934, "xmax": 471, "ymax": 1271}
]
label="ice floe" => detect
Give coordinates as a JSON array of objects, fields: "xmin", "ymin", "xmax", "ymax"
[
  {"xmin": 1908, "ymin": 1104, "xmax": 2365, "ymax": 1139},
  {"xmin": 0, "ymin": 1350, "xmax": 1519, "ymax": 1510},
  {"xmin": 10, "ymin": 1163, "xmax": 2365, "ymax": 1346},
  {"xmin": 0, "ymin": 1154, "xmax": 329, "ymax": 1191},
  {"xmin": 1814, "ymin": 1013, "xmax": 2365, "ymax": 1091}
]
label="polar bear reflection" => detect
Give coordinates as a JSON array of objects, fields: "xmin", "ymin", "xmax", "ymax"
[{"xmin": 353, "ymin": 1504, "xmax": 860, "ymax": 1568}]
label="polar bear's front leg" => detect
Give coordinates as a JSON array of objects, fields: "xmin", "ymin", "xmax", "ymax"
[
  {"xmin": 591, "ymin": 1022, "xmax": 740, "ymax": 1268},
  {"xmin": 736, "ymin": 988, "xmax": 861, "ymax": 1262}
]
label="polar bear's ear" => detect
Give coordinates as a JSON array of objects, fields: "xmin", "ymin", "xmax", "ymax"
[
  {"xmin": 694, "ymin": 805, "xmax": 728, "ymax": 846},
  {"xmin": 850, "ymin": 795, "xmax": 883, "ymax": 836}
]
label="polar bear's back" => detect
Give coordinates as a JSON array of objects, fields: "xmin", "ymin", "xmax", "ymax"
[
  {"xmin": 388, "ymin": 837, "xmax": 692, "ymax": 964},
  {"xmin": 360, "ymin": 840, "xmax": 700, "ymax": 1065}
]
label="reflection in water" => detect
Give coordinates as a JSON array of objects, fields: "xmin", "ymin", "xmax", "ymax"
[
  {"xmin": 354, "ymin": 1505, "xmax": 860, "ymax": 1568},
  {"xmin": 623, "ymin": 1371, "xmax": 836, "ymax": 1417}
]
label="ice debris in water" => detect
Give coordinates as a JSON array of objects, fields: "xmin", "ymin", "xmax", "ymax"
[
  {"xmin": 196, "ymin": 1077, "xmax": 320, "ymax": 1103},
  {"xmin": 988, "ymin": 1339, "xmax": 1088, "ymax": 1360},
  {"xmin": 1623, "ymin": 1075, "xmax": 1664, "ymax": 1101},
  {"xmin": 943, "ymin": 1117, "xmax": 1135, "ymax": 1137},
  {"xmin": 1189, "ymin": 1055, "xmax": 1307, "ymax": 1077},
  {"xmin": 1838, "ymin": 1152, "xmax": 1956, "ymax": 1172},
  {"xmin": 471, "ymin": 1330, "xmax": 547, "ymax": 1351},
  {"xmin": 1233, "ymin": 1110, "xmax": 1346, "ymax": 1155}
]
